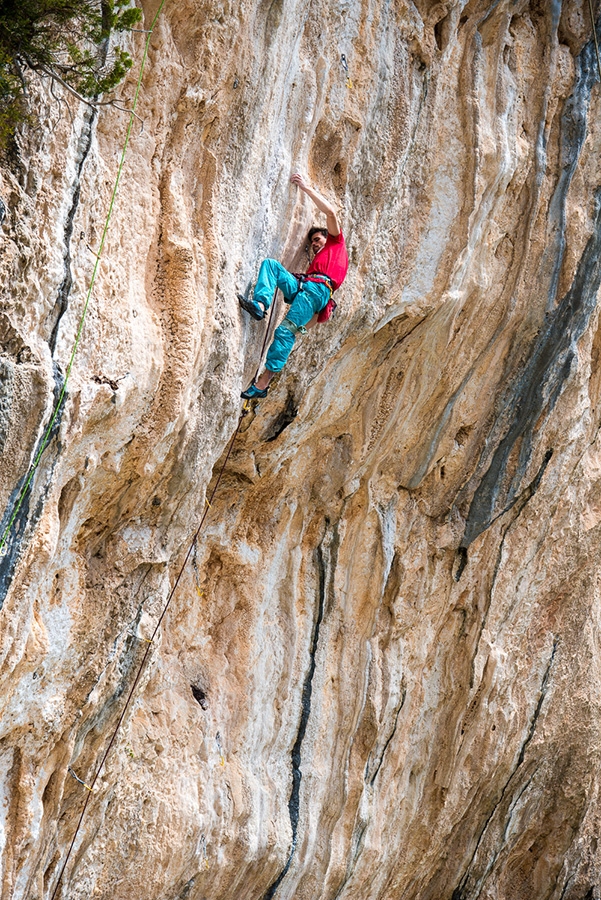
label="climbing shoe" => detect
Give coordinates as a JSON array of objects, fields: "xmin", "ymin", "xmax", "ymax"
[
  {"xmin": 237, "ymin": 294, "xmax": 265, "ymax": 321},
  {"xmin": 241, "ymin": 383, "xmax": 269, "ymax": 400}
]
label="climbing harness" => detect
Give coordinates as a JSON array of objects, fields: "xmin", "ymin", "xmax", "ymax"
[
  {"xmin": 293, "ymin": 272, "xmax": 334, "ymax": 294},
  {"xmin": 291, "ymin": 272, "xmax": 337, "ymax": 323},
  {"xmin": 310, "ymin": 276, "xmax": 337, "ymax": 323}
]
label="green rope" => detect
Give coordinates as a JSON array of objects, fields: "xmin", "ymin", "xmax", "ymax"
[{"xmin": 0, "ymin": 0, "xmax": 166, "ymax": 558}]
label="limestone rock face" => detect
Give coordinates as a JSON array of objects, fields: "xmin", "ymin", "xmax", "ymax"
[{"xmin": 2, "ymin": 1, "xmax": 601, "ymax": 898}]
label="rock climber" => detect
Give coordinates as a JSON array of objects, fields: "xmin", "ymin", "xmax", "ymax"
[{"xmin": 238, "ymin": 172, "xmax": 349, "ymax": 399}]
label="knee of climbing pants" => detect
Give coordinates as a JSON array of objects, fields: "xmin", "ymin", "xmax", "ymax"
[
  {"xmin": 265, "ymin": 324, "xmax": 296, "ymax": 372},
  {"xmin": 255, "ymin": 259, "xmax": 299, "ymax": 308},
  {"xmin": 265, "ymin": 282, "xmax": 330, "ymax": 373},
  {"xmin": 286, "ymin": 281, "xmax": 329, "ymax": 325}
]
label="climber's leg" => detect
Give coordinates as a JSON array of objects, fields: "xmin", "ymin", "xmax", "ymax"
[{"xmin": 238, "ymin": 260, "xmax": 299, "ymax": 320}]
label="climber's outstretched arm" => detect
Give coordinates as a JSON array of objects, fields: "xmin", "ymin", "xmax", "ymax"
[{"xmin": 290, "ymin": 173, "xmax": 340, "ymax": 236}]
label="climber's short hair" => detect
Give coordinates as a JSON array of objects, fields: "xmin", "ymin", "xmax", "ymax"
[{"xmin": 308, "ymin": 227, "xmax": 328, "ymax": 241}]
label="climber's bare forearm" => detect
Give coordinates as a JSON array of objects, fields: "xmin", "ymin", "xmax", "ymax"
[{"xmin": 291, "ymin": 173, "xmax": 340, "ymax": 235}]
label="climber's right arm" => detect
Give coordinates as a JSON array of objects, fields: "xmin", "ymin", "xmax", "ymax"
[{"xmin": 290, "ymin": 173, "xmax": 340, "ymax": 236}]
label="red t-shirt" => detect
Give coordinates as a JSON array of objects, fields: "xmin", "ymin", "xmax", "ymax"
[{"xmin": 307, "ymin": 231, "xmax": 348, "ymax": 291}]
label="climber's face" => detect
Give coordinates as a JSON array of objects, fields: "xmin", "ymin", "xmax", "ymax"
[{"xmin": 310, "ymin": 231, "xmax": 327, "ymax": 254}]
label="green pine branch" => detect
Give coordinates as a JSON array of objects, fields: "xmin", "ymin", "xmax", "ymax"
[{"xmin": 0, "ymin": 0, "xmax": 142, "ymax": 146}]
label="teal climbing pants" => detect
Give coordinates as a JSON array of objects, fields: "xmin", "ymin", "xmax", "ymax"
[{"xmin": 254, "ymin": 259, "xmax": 329, "ymax": 373}]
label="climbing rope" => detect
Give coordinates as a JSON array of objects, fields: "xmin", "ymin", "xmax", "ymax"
[
  {"xmin": 49, "ymin": 401, "xmax": 245, "ymax": 898},
  {"xmin": 50, "ymin": 291, "xmax": 279, "ymax": 897},
  {"xmin": 256, "ymin": 286, "xmax": 280, "ymax": 371},
  {"xmin": 36, "ymin": 4, "xmax": 168, "ymax": 897},
  {"xmin": 49, "ymin": 6, "xmax": 601, "ymax": 890},
  {"xmin": 0, "ymin": 0, "xmax": 166, "ymax": 558}
]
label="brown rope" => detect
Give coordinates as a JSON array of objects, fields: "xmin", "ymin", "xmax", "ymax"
[
  {"xmin": 51, "ymin": 284, "xmax": 280, "ymax": 898},
  {"xmin": 50, "ymin": 408, "xmax": 246, "ymax": 899},
  {"xmin": 254, "ymin": 286, "xmax": 280, "ymax": 381}
]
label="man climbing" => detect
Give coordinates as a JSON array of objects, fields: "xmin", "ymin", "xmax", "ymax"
[{"xmin": 238, "ymin": 172, "xmax": 349, "ymax": 399}]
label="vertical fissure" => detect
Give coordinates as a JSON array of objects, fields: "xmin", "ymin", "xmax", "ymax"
[
  {"xmin": 460, "ymin": 20, "xmax": 601, "ymax": 551},
  {"xmin": 451, "ymin": 639, "xmax": 558, "ymax": 900},
  {"xmin": 0, "ymin": 107, "xmax": 97, "ymax": 606},
  {"xmin": 48, "ymin": 105, "xmax": 97, "ymax": 353},
  {"xmin": 367, "ymin": 682, "xmax": 407, "ymax": 787},
  {"xmin": 261, "ymin": 529, "xmax": 328, "ymax": 900}
]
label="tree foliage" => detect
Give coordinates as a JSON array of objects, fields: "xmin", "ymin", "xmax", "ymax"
[{"xmin": 0, "ymin": 0, "xmax": 142, "ymax": 145}]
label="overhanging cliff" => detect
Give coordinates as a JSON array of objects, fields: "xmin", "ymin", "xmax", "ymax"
[{"xmin": 1, "ymin": 2, "xmax": 601, "ymax": 899}]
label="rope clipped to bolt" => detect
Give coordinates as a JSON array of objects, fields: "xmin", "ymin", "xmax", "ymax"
[
  {"xmin": 51, "ymin": 408, "xmax": 240, "ymax": 897},
  {"xmin": 53, "ymin": 5, "xmax": 601, "ymax": 891},
  {"xmin": 50, "ymin": 292, "xmax": 279, "ymax": 897}
]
